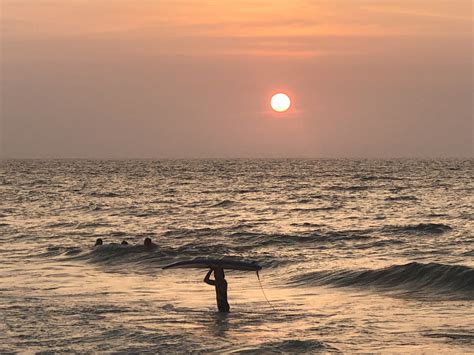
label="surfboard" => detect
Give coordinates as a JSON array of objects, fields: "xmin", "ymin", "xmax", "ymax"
[{"xmin": 162, "ymin": 258, "xmax": 262, "ymax": 271}]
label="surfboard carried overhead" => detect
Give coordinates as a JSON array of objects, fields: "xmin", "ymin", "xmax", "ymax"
[{"xmin": 162, "ymin": 258, "xmax": 262, "ymax": 271}]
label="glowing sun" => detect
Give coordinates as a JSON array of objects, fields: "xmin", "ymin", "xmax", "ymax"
[{"xmin": 270, "ymin": 93, "xmax": 291, "ymax": 112}]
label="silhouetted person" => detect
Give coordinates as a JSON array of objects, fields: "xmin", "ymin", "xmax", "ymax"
[
  {"xmin": 204, "ymin": 267, "xmax": 230, "ymax": 313},
  {"xmin": 94, "ymin": 238, "xmax": 103, "ymax": 246},
  {"xmin": 121, "ymin": 240, "xmax": 129, "ymax": 246},
  {"xmin": 144, "ymin": 237, "xmax": 157, "ymax": 249}
]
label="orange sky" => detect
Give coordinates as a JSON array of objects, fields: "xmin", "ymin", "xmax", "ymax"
[{"xmin": 1, "ymin": 0, "xmax": 472, "ymax": 158}]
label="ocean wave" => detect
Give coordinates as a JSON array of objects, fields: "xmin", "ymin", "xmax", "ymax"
[
  {"xmin": 233, "ymin": 188, "xmax": 259, "ymax": 194},
  {"xmin": 163, "ymin": 227, "xmax": 216, "ymax": 239},
  {"xmin": 426, "ymin": 213, "xmax": 449, "ymax": 218},
  {"xmin": 290, "ymin": 222, "xmax": 323, "ymax": 228},
  {"xmin": 211, "ymin": 200, "xmax": 237, "ymax": 208},
  {"xmin": 64, "ymin": 244, "xmax": 170, "ymax": 267},
  {"xmin": 28, "ymin": 179, "xmax": 49, "ymax": 186},
  {"xmin": 46, "ymin": 240, "xmax": 276, "ymax": 270},
  {"xmin": 89, "ymin": 191, "xmax": 121, "ymax": 198},
  {"xmin": 382, "ymin": 223, "xmax": 452, "ymax": 235},
  {"xmin": 75, "ymin": 222, "xmax": 112, "ymax": 229},
  {"xmin": 234, "ymin": 339, "xmax": 338, "ymax": 353},
  {"xmin": 356, "ymin": 239, "xmax": 404, "ymax": 249},
  {"xmin": 42, "ymin": 236, "xmax": 298, "ymax": 271},
  {"xmin": 327, "ymin": 185, "xmax": 369, "ymax": 191},
  {"xmin": 290, "ymin": 262, "xmax": 474, "ymax": 299},
  {"xmin": 384, "ymin": 195, "xmax": 418, "ymax": 201},
  {"xmin": 295, "ymin": 198, "xmax": 312, "ymax": 204},
  {"xmin": 353, "ymin": 174, "xmax": 404, "ymax": 181},
  {"xmin": 47, "ymin": 222, "xmax": 79, "ymax": 228},
  {"xmin": 290, "ymin": 207, "xmax": 337, "ymax": 213},
  {"xmin": 423, "ymin": 331, "xmax": 474, "ymax": 345},
  {"xmin": 310, "ymin": 231, "xmax": 371, "ymax": 242},
  {"xmin": 230, "ymin": 230, "xmax": 371, "ymax": 247},
  {"xmin": 161, "ymin": 227, "xmax": 310, "ymax": 247}
]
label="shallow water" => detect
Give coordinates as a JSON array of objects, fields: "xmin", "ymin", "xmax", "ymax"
[{"xmin": 1, "ymin": 159, "xmax": 473, "ymax": 352}]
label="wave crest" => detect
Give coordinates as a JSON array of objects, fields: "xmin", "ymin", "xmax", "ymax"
[
  {"xmin": 382, "ymin": 223, "xmax": 452, "ymax": 235},
  {"xmin": 290, "ymin": 262, "xmax": 474, "ymax": 300},
  {"xmin": 236, "ymin": 339, "xmax": 337, "ymax": 353}
]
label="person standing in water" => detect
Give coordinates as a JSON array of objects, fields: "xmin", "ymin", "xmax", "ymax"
[{"xmin": 204, "ymin": 267, "xmax": 230, "ymax": 312}]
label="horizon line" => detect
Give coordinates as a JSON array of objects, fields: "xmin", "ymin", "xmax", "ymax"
[{"xmin": 1, "ymin": 156, "xmax": 472, "ymax": 161}]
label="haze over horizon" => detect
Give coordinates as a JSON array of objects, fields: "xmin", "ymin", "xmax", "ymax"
[{"xmin": 1, "ymin": 0, "xmax": 472, "ymax": 159}]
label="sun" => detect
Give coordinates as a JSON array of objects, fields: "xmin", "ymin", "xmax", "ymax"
[{"xmin": 270, "ymin": 93, "xmax": 291, "ymax": 112}]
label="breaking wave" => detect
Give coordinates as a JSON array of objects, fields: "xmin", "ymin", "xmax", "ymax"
[
  {"xmin": 235, "ymin": 339, "xmax": 338, "ymax": 353},
  {"xmin": 290, "ymin": 262, "xmax": 474, "ymax": 300},
  {"xmin": 382, "ymin": 223, "xmax": 452, "ymax": 235}
]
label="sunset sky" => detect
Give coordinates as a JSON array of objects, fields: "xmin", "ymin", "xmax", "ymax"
[{"xmin": 1, "ymin": 0, "xmax": 472, "ymax": 158}]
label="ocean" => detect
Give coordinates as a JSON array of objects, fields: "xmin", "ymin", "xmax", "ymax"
[{"xmin": 1, "ymin": 159, "xmax": 473, "ymax": 352}]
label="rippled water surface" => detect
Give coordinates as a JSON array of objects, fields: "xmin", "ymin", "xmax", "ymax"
[{"xmin": 1, "ymin": 159, "xmax": 473, "ymax": 352}]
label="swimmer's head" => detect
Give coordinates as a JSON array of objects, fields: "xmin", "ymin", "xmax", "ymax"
[
  {"xmin": 121, "ymin": 240, "xmax": 129, "ymax": 245},
  {"xmin": 94, "ymin": 238, "xmax": 103, "ymax": 246},
  {"xmin": 144, "ymin": 237, "xmax": 152, "ymax": 247}
]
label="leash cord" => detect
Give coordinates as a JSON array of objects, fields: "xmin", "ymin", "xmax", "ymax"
[{"xmin": 256, "ymin": 271, "xmax": 276, "ymax": 311}]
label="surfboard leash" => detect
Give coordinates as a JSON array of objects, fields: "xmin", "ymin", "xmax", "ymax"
[{"xmin": 256, "ymin": 271, "xmax": 276, "ymax": 311}]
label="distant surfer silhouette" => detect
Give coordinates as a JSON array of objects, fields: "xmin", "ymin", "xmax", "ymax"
[
  {"xmin": 94, "ymin": 238, "xmax": 103, "ymax": 246},
  {"xmin": 143, "ymin": 237, "xmax": 157, "ymax": 250},
  {"xmin": 121, "ymin": 240, "xmax": 129, "ymax": 245},
  {"xmin": 204, "ymin": 268, "xmax": 230, "ymax": 313}
]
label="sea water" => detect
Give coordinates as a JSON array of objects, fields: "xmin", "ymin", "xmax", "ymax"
[{"xmin": 1, "ymin": 159, "xmax": 472, "ymax": 352}]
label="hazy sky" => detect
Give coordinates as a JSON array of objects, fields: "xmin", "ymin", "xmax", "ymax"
[{"xmin": 1, "ymin": 0, "xmax": 472, "ymax": 158}]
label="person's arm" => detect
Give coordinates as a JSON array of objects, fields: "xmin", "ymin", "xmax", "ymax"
[{"xmin": 204, "ymin": 269, "xmax": 215, "ymax": 285}]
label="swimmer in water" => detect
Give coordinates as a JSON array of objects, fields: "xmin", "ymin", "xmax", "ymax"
[
  {"xmin": 94, "ymin": 238, "xmax": 103, "ymax": 246},
  {"xmin": 121, "ymin": 240, "xmax": 129, "ymax": 246},
  {"xmin": 143, "ymin": 237, "xmax": 157, "ymax": 249},
  {"xmin": 204, "ymin": 267, "xmax": 230, "ymax": 313}
]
